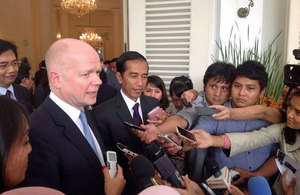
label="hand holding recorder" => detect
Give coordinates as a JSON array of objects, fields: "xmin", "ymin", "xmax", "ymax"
[{"xmin": 103, "ymin": 151, "xmax": 126, "ymax": 195}]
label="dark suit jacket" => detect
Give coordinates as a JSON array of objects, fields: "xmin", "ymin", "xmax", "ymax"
[
  {"xmin": 106, "ymin": 69, "xmax": 121, "ymax": 90},
  {"xmin": 94, "ymin": 83, "xmax": 118, "ymax": 106},
  {"xmin": 13, "ymin": 83, "xmax": 33, "ymax": 113},
  {"xmin": 23, "ymin": 97, "xmax": 106, "ymax": 195},
  {"xmin": 92, "ymin": 93, "xmax": 159, "ymax": 194}
]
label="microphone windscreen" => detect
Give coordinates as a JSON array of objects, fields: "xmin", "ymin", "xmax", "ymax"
[
  {"xmin": 248, "ymin": 176, "xmax": 272, "ymax": 195},
  {"xmin": 145, "ymin": 140, "xmax": 164, "ymax": 161},
  {"xmin": 139, "ymin": 185, "xmax": 180, "ymax": 195},
  {"xmin": 205, "ymin": 158, "xmax": 221, "ymax": 177},
  {"xmin": 131, "ymin": 155, "xmax": 155, "ymax": 178}
]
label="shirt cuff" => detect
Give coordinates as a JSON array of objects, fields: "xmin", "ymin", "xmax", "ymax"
[{"xmin": 221, "ymin": 135, "xmax": 231, "ymax": 149}]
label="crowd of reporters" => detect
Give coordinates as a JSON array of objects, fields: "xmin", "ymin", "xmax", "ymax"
[{"xmin": 1, "ymin": 37, "xmax": 300, "ymax": 195}]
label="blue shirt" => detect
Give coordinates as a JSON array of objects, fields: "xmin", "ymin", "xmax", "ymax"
[{"xmin": 193, "ymin": 101, "xmax": 277, "ymax": 171}]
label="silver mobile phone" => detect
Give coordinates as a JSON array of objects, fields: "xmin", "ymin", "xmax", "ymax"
[
  {"xmin": 157, "ymin": 133, "xmax": 179, "ymax": 146},
  {"xmin": 116, "ymin": 142, "xmax": 135, "ymax": 157}
]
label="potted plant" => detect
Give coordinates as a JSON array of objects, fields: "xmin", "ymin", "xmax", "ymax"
[{"xmin": 212, "ymin": 24, "xmax": 284, "ymax": 107}]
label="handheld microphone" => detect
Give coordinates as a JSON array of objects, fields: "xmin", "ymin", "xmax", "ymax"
[
  {"xmin": 248, "ymin": 176, "xmax": 272, "ymax": 195},
  {"xmin": 130, "ymin": 155, "xmax": 158, "ymax": 193},
  {"xmin": 205, "ymin": 158, "xmax": 231, "ymax": 190},
  {"xmin": 145, "ymin": 140, "xmax": 185, "ymax": 189}
]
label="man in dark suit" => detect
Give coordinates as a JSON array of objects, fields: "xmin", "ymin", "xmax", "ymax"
[
  {"xmin": 92, "ymin": 51, "xmax": 160, "ymax": 194},
  {"xmin": 23, "ymin": 38, "xmax": 125, "ymax": 195},
  {"xmin": 0, "ymin": 39, "xmax": 33, "ymax": 113},
  {"xmin": 100, "ymin": 54, "xmax": 121, "ymax": 90}
]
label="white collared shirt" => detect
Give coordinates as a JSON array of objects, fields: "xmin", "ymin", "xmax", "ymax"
[
  {"xmin": 0, "ymin": 85, "xmax": 17, "ymax": 100},
  {"xmin": 120, "ymin": 89, "xmax": 144, "ymax": 124},
  {"xmin": 49, "ymin": 92, "xmax": 105, "ymax": 166}
]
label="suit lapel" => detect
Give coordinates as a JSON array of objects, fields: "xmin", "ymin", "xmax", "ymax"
[
  {"xmin": 140, "ymin": 95, "xmax": 158, "ymax": 125},
  {"xmin": 140, "ymin": 95, "xmax": 149, "ymax": 124},
  {"xmin": 114, "ymin": 93, "xmax": 145, "ymax": 145},
  {"xmin": 115, "ymin": 93, "xmax": 135, "ymax": 124},
  {"xmin": 44, "ymin": 98, "xmax": 103, "ymax": 177}
]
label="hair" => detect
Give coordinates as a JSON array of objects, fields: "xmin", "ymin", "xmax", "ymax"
[
  {"xmin": 169, "ymin": 75, "xmax": 193, "ymax": 98},
  {"xmin": 104, "ymin": 60, "xmax": 110, "ymax": 65},
  {"xmin": 39, "ymin": 60, "xmax": 46, "ymax": 69},
  {"xmin": 233, "ymin": 60, "xmax": 268, "ymax": 92},
  {"xmin": 110, "ymin": 58, "xmax": 118, "ymax": 63},
  {"xmin": 284, "ymin": 89, "xmax": 300, "ymax": 145},
  {"xmin": 0, "ymin": 39, "xmax": 18, "ymax": 59},
  {"xmin": 116, "ymin": 51, "xmax": 148, "ymax": 76},
  {"xmin": 99, "ymin": 69, "xmax": 107, "ymax": 84},
  {"xmin": 0, "ymin": 96, "xmax": 29, "ymax": 192},
  {"xmin": 146, "ymin": 75, "xmax": 169, "ymax": 110},
  {"xmin": 39, "ymin": 69, "xmax": 49, "ymax": 89},
  {"xmin": 203, "ymin": 62, "xmax": 236, "ymax": 87},
  {"xmin": 15, "ymin": 61, "xmax": 31, "ymax": 84}
]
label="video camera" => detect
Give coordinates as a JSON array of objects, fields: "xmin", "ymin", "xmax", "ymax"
[
  {"xmin": 284, "ymin": 49, "xmax": 300, "ymax": 87},
  {"xmin": 282, "ymin": 49, "xmax": 300, "ymax": 108}
]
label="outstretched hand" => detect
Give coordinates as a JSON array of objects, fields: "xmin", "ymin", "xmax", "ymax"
[
  {"xmin": 173, "ymin": 175, "xmax": 204, "ymax": 195},
  {"xmin": 281, "ymin": 170, "xmax": 296, "ymax": 195},
  {"xmin": 190, "ymin": 130, "xmax": 215, "ymax": 148},
  {"xmin": 103, "ymin": 165, "xmax": 126, "ymax": 195},
  {"xmin": 210, "ymin": 105, "xmax": 232, "ymax": 120},
  {"xmin": 231, "ymin": 167, "xmax": 253, "ymax": 186},
  {"xmin": 181, "ymin": 89, "xmax": 199, "ymax": 103},
  {"xmin": 147, "ymin": 110, "xmax": 168, "ymax": 126},
  {"xmin": 132, "ymin": 124, "xmax": 159, "ymax": 144},
  {"xmin": 227, "ymin": 184, "xmax": 245, "ymax": 195},
  {"xmin": 160, "ymin": 133, "xmax": 182, "ymax": 155}
]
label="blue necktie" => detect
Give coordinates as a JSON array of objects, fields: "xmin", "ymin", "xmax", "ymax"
[
  {"xmin": 79, "ymin": 110, "xmax": 97, "ymax": 154},
  {"xmin": 132, "ymin": 103, "xmax": 143, "ymax": 126}
]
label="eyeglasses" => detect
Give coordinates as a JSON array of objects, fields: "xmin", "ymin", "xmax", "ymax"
[{"xmin": 0, "ymin": 60, "xmax": 21, "ymax": 69}]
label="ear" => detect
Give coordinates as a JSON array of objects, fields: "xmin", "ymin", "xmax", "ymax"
[
  {"xmin": 49, "ymin": 71, "xmax": 62, "ymax": 89},
  {"xmin": 116, "ymin": 72, "xmax": 122, "ymax": 85},
  {"xmin": 21, "ymin": 78, "xmax": 27, "ymax": 85},
  {"xmin": 259, "ymin": 88, "xmax": 266, "ymax": 99}
]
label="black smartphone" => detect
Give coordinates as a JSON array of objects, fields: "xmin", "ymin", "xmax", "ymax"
[
  {"xmin": 195, "ymin": 107, "xmax": 220, "ymax": 115},
  {"xmin": 116, "ymin": 142, "xmax": 135, "ymax": 157},
  {"xmin": 176, "ymin": 126, "xmax": 197, "ymax": 142},
  {"xmin": 181, "ymin": 98, "xmax": 192, "ymax": 107},
  {"xmin": 123, "ymin": 121, "xmax": 146, "ymax": 131}
]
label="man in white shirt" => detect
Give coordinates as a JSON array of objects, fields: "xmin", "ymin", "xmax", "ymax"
[{"xmin": 92, "ymin": 51, "xmax": 160, "ymax": 194}]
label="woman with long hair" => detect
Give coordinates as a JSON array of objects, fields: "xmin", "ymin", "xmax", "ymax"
[
  {"xmin": 144, "ymin": 75, "xmax": 169, "ymax": 110},
  {"xmin": 0, "ymin": 96, "xmax": 32, "ymax": 193}
]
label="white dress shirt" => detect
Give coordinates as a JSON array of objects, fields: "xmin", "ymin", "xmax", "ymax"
[
  {"xmin": 120, "ymin": 89, "xmax": 144, "ymax": 124},
  {"xmin": 49, "ymin": 92, "xmax": 105, "ymax": 166}
]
